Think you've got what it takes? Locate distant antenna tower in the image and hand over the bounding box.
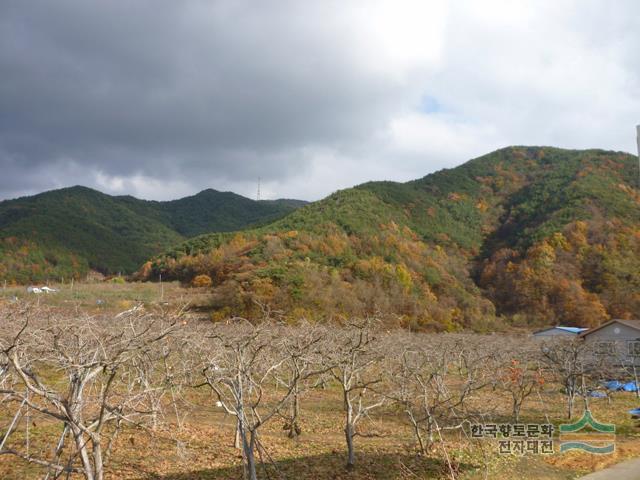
[257,177,261,201]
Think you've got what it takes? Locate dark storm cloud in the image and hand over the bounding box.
[0,0,410,199]
[0,1,638,201]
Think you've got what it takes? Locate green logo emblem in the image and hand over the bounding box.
[559,410,615,454]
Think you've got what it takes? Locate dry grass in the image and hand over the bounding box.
[2,378,639,480]
[0,281,208,314]
[1,283,640,479]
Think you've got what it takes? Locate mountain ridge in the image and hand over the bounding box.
[143,146,640,329]
[0,185,307,282]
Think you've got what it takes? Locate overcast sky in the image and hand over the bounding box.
[0,0,638,202]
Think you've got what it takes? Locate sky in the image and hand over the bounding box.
[0,0,639,202]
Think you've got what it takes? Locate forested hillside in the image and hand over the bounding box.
[0,187,305,282]
[142,147,640,329]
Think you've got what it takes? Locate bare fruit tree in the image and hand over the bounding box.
[385,333,495,455]
[196,319,304,480]
[0,304,177,480]
[540,338,600,419]
[276,321,329,439]
[322,319,385,470]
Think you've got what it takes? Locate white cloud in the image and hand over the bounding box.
[389,113,502,162]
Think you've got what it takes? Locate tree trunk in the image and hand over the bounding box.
[344,393,356,470]
[241,430,257,480]
[512,399,520,423]
[407,411,426,455]
[581,374,590,410]
[416,425,427,455]
[234,418,241,449]
[71,427,94,480]
[566,378,576,419]
[92,438,104,480]
[345,423,355,470]
[288,385,301,439]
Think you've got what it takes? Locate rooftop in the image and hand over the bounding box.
[533,326,588,335]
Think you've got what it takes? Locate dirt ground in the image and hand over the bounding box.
[2,381,639,479]
[1,283,639,479]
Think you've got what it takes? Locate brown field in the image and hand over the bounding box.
[0,281,205,314]
[3,380,639,480]
[1,282,639,480]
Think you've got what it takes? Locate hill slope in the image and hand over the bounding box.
[0,187,306,282]
[144,147,640,329]
[122,189,307,237]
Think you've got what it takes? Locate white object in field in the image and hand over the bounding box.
[215,401,223,407]
[40,286,57,293]
[26,286,42,294]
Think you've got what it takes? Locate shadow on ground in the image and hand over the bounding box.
[144,451,480,480]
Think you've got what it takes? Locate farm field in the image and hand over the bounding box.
[1,367,640,479]
[1,284,640,480]
[0,281,203,314]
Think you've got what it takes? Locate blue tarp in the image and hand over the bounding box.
[623,382,639,392]
[629,408,640,416]
[604,380,624,391]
